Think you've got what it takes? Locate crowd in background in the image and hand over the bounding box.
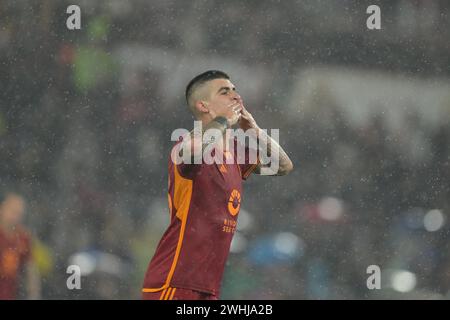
[1,0,449,299]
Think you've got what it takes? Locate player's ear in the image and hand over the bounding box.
[195,100,209,114]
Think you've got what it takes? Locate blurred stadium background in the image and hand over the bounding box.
[1,0,450,299]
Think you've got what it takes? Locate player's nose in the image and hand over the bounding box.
[232,92,242,103]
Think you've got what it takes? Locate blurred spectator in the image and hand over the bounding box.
[0,192,41,300]
[1,0,450,299]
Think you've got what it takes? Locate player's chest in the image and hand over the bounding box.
[197,162,241,191]
[195,163,243,233]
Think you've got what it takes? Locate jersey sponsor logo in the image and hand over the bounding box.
[227,189,241,216]
[223,218,237,233]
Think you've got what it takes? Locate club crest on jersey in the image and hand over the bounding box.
[227,189,241,216]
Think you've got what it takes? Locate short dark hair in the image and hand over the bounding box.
[185,70,230,105]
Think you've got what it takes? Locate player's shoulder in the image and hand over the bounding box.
[171,139,183,151]
[170,130,191,152]
[169,138,184,163]
[168,135,192,171]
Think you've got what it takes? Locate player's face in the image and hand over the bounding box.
[0,195,25,227]
[206,78,242,110]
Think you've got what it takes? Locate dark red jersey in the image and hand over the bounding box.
[142,140,258,296]
[0,226,32,300]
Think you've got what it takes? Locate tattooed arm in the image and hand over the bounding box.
[239,106,293,176]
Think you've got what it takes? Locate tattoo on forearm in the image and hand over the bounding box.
[257,129,292,175]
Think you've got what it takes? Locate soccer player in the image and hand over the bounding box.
[0,192,41,300]
[142,70,293,300]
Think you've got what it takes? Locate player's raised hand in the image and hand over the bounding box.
[227,102,243,126]
[239,105,259,131]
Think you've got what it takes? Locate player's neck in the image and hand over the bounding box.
[200,116,213,128]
